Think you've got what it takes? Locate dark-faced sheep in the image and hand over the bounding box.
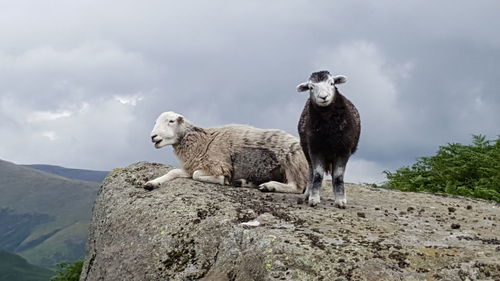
[144,111,308,193]
[296,70,361,207]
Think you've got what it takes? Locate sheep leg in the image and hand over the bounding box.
[232,179,257,188]
[144,168,190,190]
[308,159,324,207]
[303,163,314,199]
[192,170,228,185]
[258,181,301,193]
[332,157,348,209]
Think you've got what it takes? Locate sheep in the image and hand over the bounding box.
[296,70,361,207]
[144,111,308,194]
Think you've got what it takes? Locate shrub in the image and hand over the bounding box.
[384,135,500,202]
[51,260,83,281]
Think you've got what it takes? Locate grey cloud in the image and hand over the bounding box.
[0,1,499,181]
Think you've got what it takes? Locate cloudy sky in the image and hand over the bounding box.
[1,0,499,183]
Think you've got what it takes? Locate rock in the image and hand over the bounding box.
[80,162,500,281]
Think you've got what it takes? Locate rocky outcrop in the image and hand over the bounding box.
[80,162,500,281]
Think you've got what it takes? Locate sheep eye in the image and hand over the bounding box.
[168,120,175,124]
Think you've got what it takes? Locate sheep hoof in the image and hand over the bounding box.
[334,199,346,209]
[144,181,160,191]
[258,184,275,192]
[308,196,320,207]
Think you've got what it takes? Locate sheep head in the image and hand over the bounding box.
[150,111,187,148]
[296,70,347,107]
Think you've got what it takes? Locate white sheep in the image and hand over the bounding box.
[144,111,308,193]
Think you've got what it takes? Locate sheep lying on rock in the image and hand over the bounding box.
[297,70,361,207]
[144,111,308,193]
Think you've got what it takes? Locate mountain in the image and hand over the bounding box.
[0,159,100,269]
[0,250,53,281]
[23,164,109,183]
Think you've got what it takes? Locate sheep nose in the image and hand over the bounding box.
[151,135,158,142]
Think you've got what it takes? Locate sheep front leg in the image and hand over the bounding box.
[332,157,348,208]
[308,159,324,207]
[259,181,301,193]
[144,168,190,190]
[192,170,228,185]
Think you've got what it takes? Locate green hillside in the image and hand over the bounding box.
[0,250,53,281]
[0,159,100,268]
[23,164,108,183]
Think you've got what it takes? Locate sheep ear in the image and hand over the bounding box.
[296,82,311,92]
[333,75,347,84]
[176,115,184,123]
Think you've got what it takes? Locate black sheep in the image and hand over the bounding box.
[296,70,361,207]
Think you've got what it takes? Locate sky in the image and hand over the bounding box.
[0,0,499,183]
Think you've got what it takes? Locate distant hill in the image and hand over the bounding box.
[0,250,53,281]
[23,164,109,183]
[0,159,100,269]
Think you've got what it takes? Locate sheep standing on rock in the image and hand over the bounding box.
[144,111,308,193]
[296,70,361,207]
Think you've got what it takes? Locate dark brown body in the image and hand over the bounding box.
[298,92,360,174]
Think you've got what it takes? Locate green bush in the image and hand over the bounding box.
[384,135,500,202]
[51,260,83,281]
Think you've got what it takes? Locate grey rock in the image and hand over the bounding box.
[81,162,500,281]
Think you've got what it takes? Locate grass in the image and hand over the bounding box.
[0,250,53,281]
